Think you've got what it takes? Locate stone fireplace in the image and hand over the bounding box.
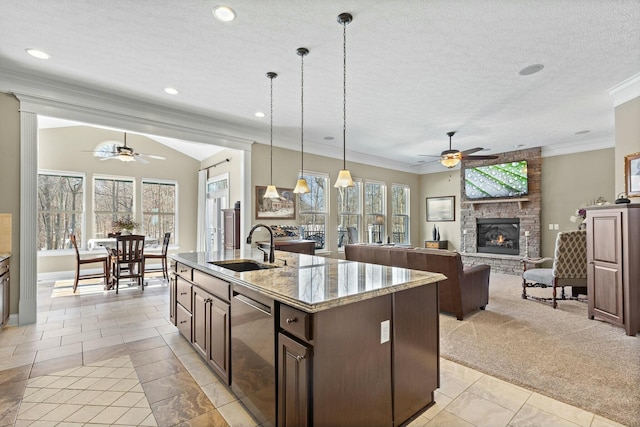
[460,147,542,274]
[476,218,520,255]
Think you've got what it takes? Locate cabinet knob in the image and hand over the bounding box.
[180,320,187,324]
[295,355,305,362]
[180,292,188,295]
[286,317,297,324]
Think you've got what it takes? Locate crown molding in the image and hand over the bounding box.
[608,72,640,107]
[541,136,614,157]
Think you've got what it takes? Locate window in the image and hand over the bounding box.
[391,184,410,244]
[298,172,329,250]
[94,177,135,238]
[142,180,177,243]
[337,180,362,248]
[37,171,84,250]
[365,181,386,243]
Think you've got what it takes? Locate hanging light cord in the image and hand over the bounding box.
[342,19,347,170]
[300,51,305,176]
[270,75,274,185]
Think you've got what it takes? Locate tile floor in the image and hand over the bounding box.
[0,276,629,427]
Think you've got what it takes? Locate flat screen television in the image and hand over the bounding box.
[464,160,528,199]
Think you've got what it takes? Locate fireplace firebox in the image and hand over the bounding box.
[476,218,520,255]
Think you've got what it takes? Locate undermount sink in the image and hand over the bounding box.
[209,259,279,272]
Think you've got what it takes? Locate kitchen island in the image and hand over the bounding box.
[170,249,445,427]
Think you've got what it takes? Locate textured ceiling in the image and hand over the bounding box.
[1,0,639,171]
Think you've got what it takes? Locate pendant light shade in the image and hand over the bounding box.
[264,71,280,199]
[334,12,355,188]
[293,47,310,194]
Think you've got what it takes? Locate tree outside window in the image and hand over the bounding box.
[337,181,361,248]
[142,180,176,243]
[365,181,386,243]
[94,177,134,237]
[391,184,410,244]
[298,173,328,250]
[37,172,84,250]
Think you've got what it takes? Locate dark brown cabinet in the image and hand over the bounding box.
[277,332,310,427]
[193,286,230,384]
[276,283,439,427]
[0,256,10,328]
[586,204,640,336]
[223,208,240,249]
[170,262,231,385]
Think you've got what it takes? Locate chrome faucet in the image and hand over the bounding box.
[246,224,275,264]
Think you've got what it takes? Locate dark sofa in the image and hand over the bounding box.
[345,244,491,320]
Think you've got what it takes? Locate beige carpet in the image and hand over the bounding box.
[439,273,640,427]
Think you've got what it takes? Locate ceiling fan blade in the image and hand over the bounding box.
[462,155,499,161]
[138,153,166,160]
[418,154,443,158]
[460,147,484,156]
[133,156,150,164]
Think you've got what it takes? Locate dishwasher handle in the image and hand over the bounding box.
[234,292,272,316]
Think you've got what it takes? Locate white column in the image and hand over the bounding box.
[19,110,38,324]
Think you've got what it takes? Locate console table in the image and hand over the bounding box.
[424,240,448,249]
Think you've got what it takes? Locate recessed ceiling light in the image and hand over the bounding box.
[254,112,265,118]
[164,87,179,95]
[575,130,591,135]
[212,5,236,22]
[518,64,544,76]
[25,48,50,59]
[324,136,335,141]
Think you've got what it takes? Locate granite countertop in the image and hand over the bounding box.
[171,250,445,312]
[0,253,10,262]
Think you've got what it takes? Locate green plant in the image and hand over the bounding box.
[112,216,139,231]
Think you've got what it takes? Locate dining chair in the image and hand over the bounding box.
[109,234,145,294]
[144,232,171,281]
[71,234,110,293]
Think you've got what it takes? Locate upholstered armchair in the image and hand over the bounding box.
[521,230,587,308]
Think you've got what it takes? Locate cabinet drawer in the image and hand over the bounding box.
[280,304,312,341]
[176,303,192,340]
[176,262,193,281]
[176,277,192,312]
[193,270,230,302]
[0,258,9,276]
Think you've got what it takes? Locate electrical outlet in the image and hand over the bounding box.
[548,224,554,230]
[554,224,559,230]
[380,320,390,344]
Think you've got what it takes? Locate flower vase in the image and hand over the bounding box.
[121,229,132,235]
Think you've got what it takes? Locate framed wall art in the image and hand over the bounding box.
[426,196,455,221]
[625,152,640,197]
[255,186,296,219]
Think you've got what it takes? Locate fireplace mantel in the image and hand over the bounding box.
[463,197,530,210]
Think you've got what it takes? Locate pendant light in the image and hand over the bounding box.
[264,72,280,199]
[334,12,355,188]
[293,47,311,194]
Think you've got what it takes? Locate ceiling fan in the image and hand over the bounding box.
[94,133,165,164]
[421,131,498,168]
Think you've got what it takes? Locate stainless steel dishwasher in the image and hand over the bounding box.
[231,286,275,427]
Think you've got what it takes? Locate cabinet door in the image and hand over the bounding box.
[192,287,210,359]
[209,296,230,384]
[0,276,5,328]
[588,212,624,325]
[278,333,310,427]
